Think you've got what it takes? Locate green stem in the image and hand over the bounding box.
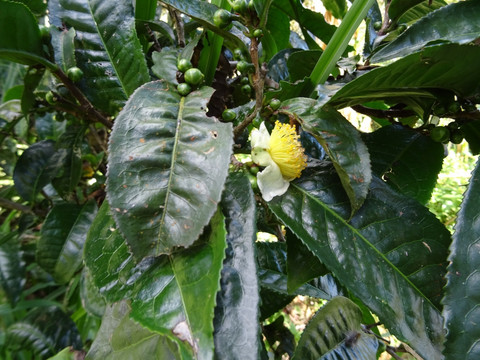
[309,0,375,89]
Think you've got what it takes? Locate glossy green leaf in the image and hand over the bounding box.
[330,44,480,109]
[0,1,54,68]
[0,233,25,306]
[37,200,97,284]
[257,241,340,300]
[13,140,62,202]
[151,49,179,85]
[86,301,191,360]
[267,49,300,83]
[51,27,76,72]
[84,201,139,301]
[48,0,149,113]
[52,126,87,197]
[130,210,227,359]
[283,98,371,214]
[80,268,106,318]
[388,0,444,22]
[462,120,480,155]
[363,124,444,204]
[266,8,290,52]
[159,0,247,51]
[286,228,328,293]
[293,296,378,360]
[321,0,347,19]
[287,50,322,82]
[374,1,480,63]
[214,172,261,359]
[47,347,82,360]
[107,81,233,258]
[268,166,448,359]
[272,0,336,46]
[398,0,447,25]
[6,306,82,358]
[443,159,480,359]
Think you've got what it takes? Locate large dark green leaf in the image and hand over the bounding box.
[159,0,247,51]
[330,44,480,109]
[84,202,140,301]
[0,1,54,68]
[268,166,448,359]
[266,8,291,52]
[213,172,261,359]
[388,0,428,21]
[462,120,480,155]
[363,124,444,204]
[48,0,149,113]
[443,159,480,359]
[283,98,371,214]
[13,140,63,203]
[36,201,97,284]
[151,49,179,85]
[398,0,447,25]
[86,203,227,358]
[0,233,25,306]
[293,296,378,360]
[6,306,82,358]
[107,81,233,258]
[130,210,227,359]
[86,301,191,360]
[374,1,480,63]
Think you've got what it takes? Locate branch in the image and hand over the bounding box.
[0,198,34,214]
[351,104,415,119]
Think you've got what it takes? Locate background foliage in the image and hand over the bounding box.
[0,0,479,359]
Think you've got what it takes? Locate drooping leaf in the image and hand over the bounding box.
[36,200,98,284]
[214,172,261,359]
[330,44,480,109]
[0,232,25,306]
[268,165,448,359]
[0,1,54,68]
[363,124,444,204]
[21,66,45,115]
[283,98,372,214]
[107,81,233,258]
[86,301,191,360]
[443,158,480,359]
[48,0,149,113]
[292,296,378,360]
[374,1,480,63]
[6,306,82,358]
[13,140,62,203]
[130,210,227,359]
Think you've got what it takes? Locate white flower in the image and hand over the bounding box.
[251,121,307,201]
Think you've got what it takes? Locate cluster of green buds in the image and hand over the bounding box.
[176,58,204,96]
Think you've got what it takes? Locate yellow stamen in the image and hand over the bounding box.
[268,121,307,180]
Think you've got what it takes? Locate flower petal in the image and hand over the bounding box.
[250,122,270,149]
[257,161,290,201]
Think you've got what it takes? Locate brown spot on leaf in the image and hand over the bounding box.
[140,138,145,143]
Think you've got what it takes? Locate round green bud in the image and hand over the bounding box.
[237,60,254,74]
[432,104,446,116]
[269,98,281,111]
[373,21,382,31]
[222,109,237,122]
[213,9,233,29]
[253,29,263,38]
[45,91,57,105]
[67,67,83,82]
[39,25,51,39]
[430,126,450,143]
[177,58,192,73]
[240,76,250,85]
[450,129,464,144]
[447,121,459,130]
[252,116,262,128]
[248,174,258,190]
[249,165,260,175]
[233,48,244,60]
[448,101,461,114]
[241,84,252,96]
[177,83,192,96]
[184,68,204,86]
[232,0,248,14]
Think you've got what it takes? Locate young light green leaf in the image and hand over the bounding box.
[292,296,378,360]
[107,81,233,258]
[443,158,480,359]
[37,201,97,284]
[374,1,480,63]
